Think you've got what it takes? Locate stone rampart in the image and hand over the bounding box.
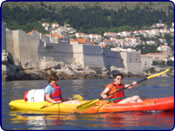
[38,43,73,64]
[2,22,6,50]
[102,48,124,69]
[120,51,142,74]
[5,29,143,75]
[6,30,40,67]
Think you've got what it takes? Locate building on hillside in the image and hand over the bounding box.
[142,52,169,62]
[146,29,160,37]
[88,34,103,43]
[70,38,91,45]
[111,47,136,52]
[146,40,156,45]
[124,37,139,47]
[27,30,41,39]
[99,39,116,48]
[104,32,117,37]
[157,45,172,55]
[75,32,88,38]
[42,22,50,31]
[110,38,124,47]
[67,27,76,34]
[28,30,50,43]
[117,31,131,37]
[51,23,59,29]
[50,33,63,44]
[151,23,166,28]
[159,29,169,34]
[159,38,167,44]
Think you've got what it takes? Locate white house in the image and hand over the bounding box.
[88,34,103,42]
[146,40,156,45]
[119,31,131,37]
[151,23,166,28]
[146,29,160,37]
[67,27,76,34]
[157,45,172,55]
[51,23,59,29]
[159,29,169,34]
[159,38,167,43]
[75,32,88,38]
[42,22,50,31]
[104,32,117,37]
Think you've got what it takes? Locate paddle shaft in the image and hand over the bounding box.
[114,78,147,92]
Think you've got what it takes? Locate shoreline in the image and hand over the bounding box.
[2,50,173,81]
[2,70,173,82]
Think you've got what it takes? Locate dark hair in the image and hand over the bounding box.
[112,73,124,79]
[48,74,59,83]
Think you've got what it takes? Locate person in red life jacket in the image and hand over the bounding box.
[45,74,72,104]
[100,73,143,104]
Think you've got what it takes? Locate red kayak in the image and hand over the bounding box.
[76,96,174,114]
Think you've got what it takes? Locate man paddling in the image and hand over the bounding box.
[100,73,143,104]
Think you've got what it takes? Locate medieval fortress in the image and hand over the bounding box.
[2,22,142,76]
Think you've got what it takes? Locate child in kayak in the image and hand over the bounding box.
[45,74,81,104]
[100,73,143,104]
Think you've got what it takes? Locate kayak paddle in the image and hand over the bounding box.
[76,69,170,111]
[40,94,83,109]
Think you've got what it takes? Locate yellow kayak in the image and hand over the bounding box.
[9,99,83,114]
[9,97,174,114]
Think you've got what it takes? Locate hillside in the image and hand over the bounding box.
[2,2,173,12]
[2,2,174,34]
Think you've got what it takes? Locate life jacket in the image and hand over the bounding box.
[49,83,62,101]
[107,82,126,103]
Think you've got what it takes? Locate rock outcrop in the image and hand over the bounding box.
[2,51,111,81]
[2,50,27,80]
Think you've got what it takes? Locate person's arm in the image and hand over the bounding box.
[100,87,110,99]
[124,81,137,89]
[45,94,62,104]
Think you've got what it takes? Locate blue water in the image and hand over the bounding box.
[1,77,174,130]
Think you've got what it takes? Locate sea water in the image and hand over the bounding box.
[2,77,174,130]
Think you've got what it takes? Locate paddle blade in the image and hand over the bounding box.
[76,99,100,111]
[147,69,169,80]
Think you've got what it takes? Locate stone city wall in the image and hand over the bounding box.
[2,22,6,50]
[6,30,40,67]
[5,29,143,75]
[38,43,73,64]
[120,51,142,75]
[102,48,124,69]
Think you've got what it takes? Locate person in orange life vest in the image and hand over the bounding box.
[100,73,143,104]
[45,74,72,104]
